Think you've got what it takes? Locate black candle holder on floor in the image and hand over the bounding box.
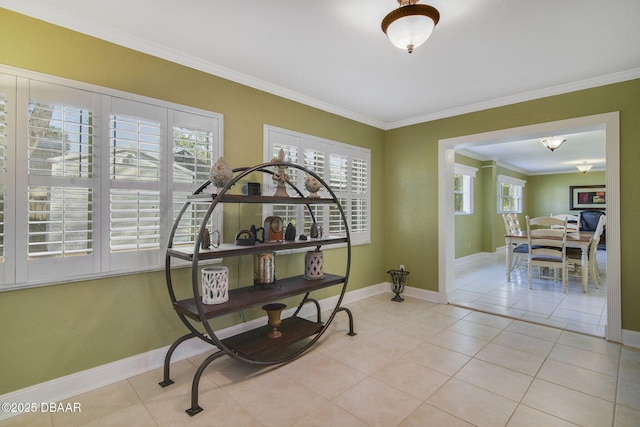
[387,269,409,302]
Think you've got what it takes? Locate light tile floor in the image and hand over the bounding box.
[452,248,607,337]
[2,293,639,426]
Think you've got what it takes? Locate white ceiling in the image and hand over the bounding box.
[457,129,606,175]
[2,0,638,173]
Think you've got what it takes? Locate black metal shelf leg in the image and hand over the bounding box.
[336,306,357,336]
[158,332,197,387]
[306,298,322,323]
[186,350,225,416]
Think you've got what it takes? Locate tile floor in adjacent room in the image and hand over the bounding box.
[452,248,608,337]
[2,292,639,427]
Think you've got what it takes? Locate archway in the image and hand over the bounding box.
[438,112,621,342]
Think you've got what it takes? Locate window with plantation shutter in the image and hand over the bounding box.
[265,132,300,227]
[0,79,7,278]
[302,147,325,232]
[106,99,163,270]
[264,125,370,245]
[350,156,368,233]
[170,110,222,251]
[0,67,223,290]
[20,80,100,283]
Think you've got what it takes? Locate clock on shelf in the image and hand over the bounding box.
[264,216,284,242]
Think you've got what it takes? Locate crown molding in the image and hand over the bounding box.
[3,2,639,131]
[384,68,640,130]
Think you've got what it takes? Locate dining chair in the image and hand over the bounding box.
[567,214,606,288]
[579,210,606,248]
[503,213,527,270]
[550,213,580,231]
[525,216,568,292]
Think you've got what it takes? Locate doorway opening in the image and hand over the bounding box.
[438,112,621,342]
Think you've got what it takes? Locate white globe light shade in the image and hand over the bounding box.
[382,3,440,53]
[386,15,435,52]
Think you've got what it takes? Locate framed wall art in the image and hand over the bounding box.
[569,185,606,210]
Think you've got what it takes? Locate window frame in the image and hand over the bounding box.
[0,66,223,290]
[454,163,477,215]
[263,125,371,246]
[497,174,526,214]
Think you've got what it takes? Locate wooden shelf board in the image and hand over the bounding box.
[188,194,335,205]
[222,317,322,358]
[167,236,348,261]
[173,273,346,321]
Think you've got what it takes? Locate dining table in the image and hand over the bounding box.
[504,230,594,292]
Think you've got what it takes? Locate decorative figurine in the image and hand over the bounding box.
[210,157,233,192]
[272,148,290,197]
[201,228,211,249]
[304,175,322,198]
[285,222,296,241]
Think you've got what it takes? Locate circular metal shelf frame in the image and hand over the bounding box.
[161,161,355,415]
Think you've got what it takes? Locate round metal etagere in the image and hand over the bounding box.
[160,161,355,416]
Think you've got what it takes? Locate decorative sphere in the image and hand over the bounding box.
[304,175,322,198]
[210,157,233,190]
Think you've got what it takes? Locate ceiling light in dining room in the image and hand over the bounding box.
[576,161,594,173]
[540,137,566,152]
[381,0,440,54]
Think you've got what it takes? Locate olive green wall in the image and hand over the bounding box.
[527,172,606,218]
[385,80,640,334]
[0,10,385,394]
[453,154,484,258]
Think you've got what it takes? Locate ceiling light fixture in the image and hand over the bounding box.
[381,0,440,54]
[540,137,566,152]
[576,161,594,174]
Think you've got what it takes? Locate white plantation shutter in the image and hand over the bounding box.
[265,129,300,226]
[105,98,164,270]
[349,154,369,234]
[18,81,100,283]
[302,146,326,231]
[1,70,224,289]
[0,96,6,264]
[0,75,10,284]
[328,152,348,235]
[264,125,370,245]
[170,110,221,250]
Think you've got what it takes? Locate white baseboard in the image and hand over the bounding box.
[392,283,440,303]
[0,282,389,421]
[455,251,497,266]
[622,328,640,349]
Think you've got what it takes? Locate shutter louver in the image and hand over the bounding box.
[28,186,93,257]
[110,189,160,252]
